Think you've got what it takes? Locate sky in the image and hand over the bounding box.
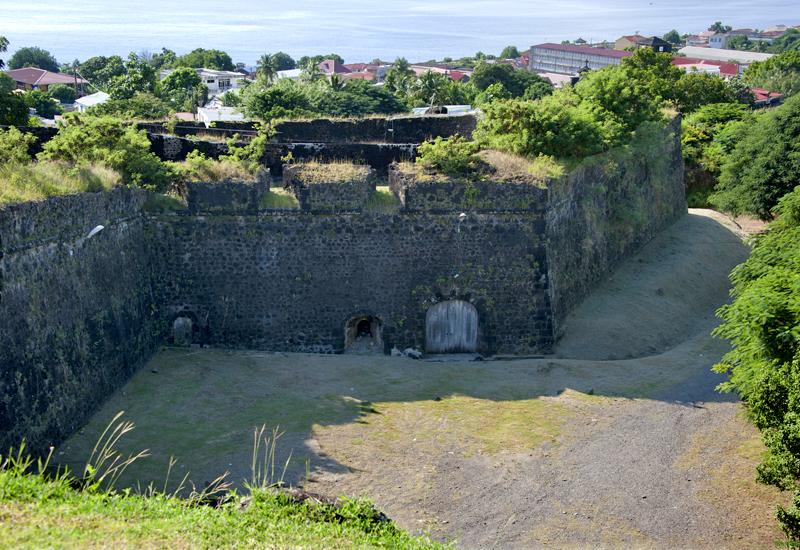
[1,0,799,65]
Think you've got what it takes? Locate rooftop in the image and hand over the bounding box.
[677,46,773,64]
[532,43,632,59]
[5,68,88,86]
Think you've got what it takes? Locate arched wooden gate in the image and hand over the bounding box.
[425,300,478,353]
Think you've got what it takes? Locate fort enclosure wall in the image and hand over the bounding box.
[0,189,166,451]
[0,116,685,452]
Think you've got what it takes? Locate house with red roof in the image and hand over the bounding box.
[529,43,631,75]
[672,57,740,77]
[5,68,88,94]
[318,59,351,76]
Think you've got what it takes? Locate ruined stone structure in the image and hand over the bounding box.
[0,116,685,453]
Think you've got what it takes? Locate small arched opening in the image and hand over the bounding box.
[345,315,383,354]
[171,311,202,347]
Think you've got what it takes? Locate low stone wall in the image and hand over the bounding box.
[389,169,549,212]
[264,143,417,176]
[545,117,687,335]
[0,189,167,453]
[186,178,269,215]
[283,165,376,212]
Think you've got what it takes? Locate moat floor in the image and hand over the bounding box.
[58,210,782,549]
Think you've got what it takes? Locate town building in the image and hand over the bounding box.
[74,91,110,112]
[614,35,672,52]
[676,46,772,68]
[5,68,88,94]
[159,68,245,96]
[529,43,631,75]
[671,57,740,77]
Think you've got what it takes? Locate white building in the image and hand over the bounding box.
[196,106,246,127]
[74,91,110,112]
[159,68,245,96]
[677,46,773,67]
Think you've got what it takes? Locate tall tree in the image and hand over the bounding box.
[663,30,682,45]
[256,54,278,83]
[708,21,732,33]
[499,45,520,59]
[0,36,8,69]
[8,46,59,72]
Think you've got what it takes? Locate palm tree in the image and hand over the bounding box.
[257,54,277,83]
[328,74,346,91]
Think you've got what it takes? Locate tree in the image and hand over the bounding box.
[106,54,157,100]
[384,57,415,97]
[79,56,126,90]
[663,30,682,45]
[708,21,732,33]
[711,93,800,219]
[90,92,172,119]
[674,72,738,112]
[0,73,29,126]
[271,52,296,71]
[500,46,520,59]
[744,51,800,96]
[475,91,610,159]
[0,36,8,69]
[0,127,35,164]
[771,29,800,53]
[150,48,178,70]
[470,62,552,97]
[256,54,278,83]
[23,90,62,119]
[297,54,344,68]
[175,48,235,71]
[158,67,207,111]
[8,46,59,72]
[47,84,77,104]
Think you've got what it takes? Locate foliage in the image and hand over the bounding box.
[663,30,682,45]
[107,54,158,100]
[0,161,120,205]
[90,92,172,119]
[708,21,732,33]
[0,35,8,69]
[674,72,740,112]
[416,135,482,176]
[47,83,77,103]
[78,55,126,90]
[298,54,344,68]
[168,150,257,183]
[499,46,521,59]
[744,51,800,97]
[8,46,59,72]
[39,115,171,190]
[175,48,235,71]
[474,82,511,105]
[159,67,207,111]
[710,94,800,219]
[475,90,611,160]
[149,48,178,70]
[713,186,800,544]
[471,62,552,98]
[270,51,296,71]
[22,90,62,119]
[0,74,29,126]
[0,127,35,165]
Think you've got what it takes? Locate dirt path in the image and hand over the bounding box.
[58,210,785,548]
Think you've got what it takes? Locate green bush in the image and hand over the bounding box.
[39,115,171,191]
[90,92,172,120]
[416,135,482,176]
[714,186,800,544]
[47,84,77,104]
[23,90,62,119]
[475,91,612,160]
[710,94,800,219]
[744,51,800,97]
[0,127,35,165]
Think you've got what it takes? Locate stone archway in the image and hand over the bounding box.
[344,315,383,354]
[425,300,478,353]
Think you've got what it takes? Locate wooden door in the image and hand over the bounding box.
[425,300,478,353]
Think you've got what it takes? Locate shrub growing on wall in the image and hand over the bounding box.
[0,127,35,165]
[39,115,171,190]
[416,135,482,176]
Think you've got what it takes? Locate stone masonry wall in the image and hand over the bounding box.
[0,189,166,453]
[151,211,552,356]
[545,117,687,336]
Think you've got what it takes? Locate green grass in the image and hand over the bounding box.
[0,161,120,206]
[260,188,300,209]
[0,448,444,549]
[365,187,400,212]
[287,161,372,184]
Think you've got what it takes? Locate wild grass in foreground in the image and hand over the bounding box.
[0,414,444,549]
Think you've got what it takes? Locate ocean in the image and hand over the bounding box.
[1,0,799,65]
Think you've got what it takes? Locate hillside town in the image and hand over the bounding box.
[2,21,798,125]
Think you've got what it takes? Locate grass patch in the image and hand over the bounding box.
[365,187,400,212]
[287,161,372,184]
[260,188,300,209]
[143,192,188,213]
[168,152,259,184]
[0,161,120,206]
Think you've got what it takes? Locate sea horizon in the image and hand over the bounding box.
[2,0,799,66]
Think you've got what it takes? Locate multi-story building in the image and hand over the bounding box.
[529,43,631,75]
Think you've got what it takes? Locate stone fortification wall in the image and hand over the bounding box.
[0,189,166,452]
[545,117,687,335]
[151,210,552,356]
